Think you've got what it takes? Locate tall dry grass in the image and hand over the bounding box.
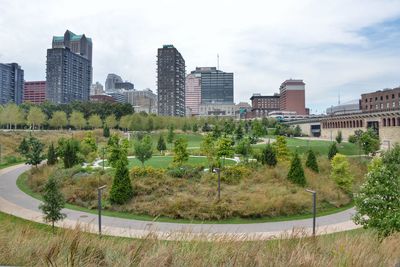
[0,212,399,266]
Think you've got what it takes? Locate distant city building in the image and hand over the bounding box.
[115,82,134,90]
[326,100,361,115]
[24,81,46,104]
[279,79,306,115]
[90,94,117,103]
[124,88,157,114]
[46,30,92,104]
[105,73,123,91]
[236,102,252,119]
[250,93,280,117]
[0,63,24,105]
[107,92,127,103]
[199,103,238,117]
[361,87,400,112]
[157,45,185,116]
[90,82,104,95]
[185,73,201,115]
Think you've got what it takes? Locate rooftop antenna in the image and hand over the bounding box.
[338,90,341,105]
[217,54,220,70]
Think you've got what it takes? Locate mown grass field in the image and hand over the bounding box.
[0,211,399,266]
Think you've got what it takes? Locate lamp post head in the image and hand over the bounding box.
[98,185,107,191]
[213,168,220,174]
[305,189,316,194]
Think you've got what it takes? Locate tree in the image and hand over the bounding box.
[216,137,235,166]
[182,122,189,132]
[146,117,154,132]
[212,124,222,139]
[252,120,265,138]
[328,142,338,160]
[260,143,277,167]
[173,137,189,166]
[69,111,86,130]
[134,135,153,167]
[18,136,46,168]
[192,123,198,133]
[47,143,57,165]
[109,160,133,205]
[293,125,302,137]
[354,147,400,236]
[305,149,319,173]
[27,106,46,130]
[235,138,252,162]
[200,134,217,169]
[360,129,380,155]
[235,124,244,141]
[107,134,128,168]
[49,111,67,129]
[272,136,290,161]
[88,114,102,129]
[202,122,211,132]
[103,125,110,137]
[39,177,66,232]
[119,115,130,131]
[18,138,29,155]
[287,152,306,186]
[167,125,175,143]
[336,131,343,144]
[157,134,167,154]
[330,154,353,192]
[59,138,80,168]
[223,120,235,135]
[105,114,118,129]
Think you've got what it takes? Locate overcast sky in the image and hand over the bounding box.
[1,0,400,113]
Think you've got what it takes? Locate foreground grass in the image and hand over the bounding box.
[0,211,399,266]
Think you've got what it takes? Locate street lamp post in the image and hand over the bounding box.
[213,168,221,201]
[101,147,106,171]
[97,185,107,237]
[306,189,316,237]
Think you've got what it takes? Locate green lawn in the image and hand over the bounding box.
[149,132,203,149]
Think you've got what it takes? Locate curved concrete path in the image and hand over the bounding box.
[0,164,361,240]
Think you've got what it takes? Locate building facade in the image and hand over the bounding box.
[198,103,238,117]
[361,87,400,112]
[105,73,123,91]
[115,82,134,90]
[250,93,280,117]
[196,67,233,104]
[90,82,104,95]
[157,45,185,116]
[326,99,361,115]
[52,30,93,62]
[0,63,24,105]
[279,79,306,115]
[90,94,116,103]
[124,88,157,113]
[24,81,46,104]
[46,47,92,104]
[185,73,201,115]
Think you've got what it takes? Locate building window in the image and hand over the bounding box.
[380,103,383,109]
[393,102,396,108]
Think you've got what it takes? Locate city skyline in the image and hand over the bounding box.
[1,0,400,112]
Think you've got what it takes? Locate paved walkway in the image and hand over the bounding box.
[0,164,361,240]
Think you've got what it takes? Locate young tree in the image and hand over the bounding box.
[305,149,319,173]
[134,135,153,167]
[27,106,46,130]
[49,111,68,130]
[182,122,189,132]
[59,138,80,168]
[235,124,244,141]
[328,142,338,160]
[109,160,133,205]
[293,125,302,137]
[216,137,235,166]
[336,131,343,144]
[39,177,66,232]
[330,154,353,192]
[18,136,46,168]
[167,125,175,143]
[119,115,131,131]
[18,138,30,155]
[146,117,154,132]
[260,143,277,167]
[287,152,306,186]
[235,137,252,162]
[212,124,222,139]
[192,123,198,133]
[103,125,110,137]
[88,114,102,129]
[202,122,211,132]
[251,120,265,138]
[47,143,57,165]
[157,134,167,154]
[107,134,129,168]
[272,136,290,161]
[173,137,189,166]
[200,134,217,169]
[360,129,380,155]
[105,114,118,129]
[69,111,86,130]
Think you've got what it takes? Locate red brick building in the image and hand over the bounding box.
[90,94,117,103]
[279,79,306,115]
[23,81,46,104]
[250,93,280,117]
[361,87,400,112]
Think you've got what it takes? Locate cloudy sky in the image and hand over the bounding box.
[1,0,400,113]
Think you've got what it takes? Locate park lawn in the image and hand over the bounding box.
[149,132,203,149]
[126,156,235,169]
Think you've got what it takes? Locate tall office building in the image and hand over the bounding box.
[0,63,24,105]
[46,30,92,104]
[90,82,104,95]
[105,73,123,91]
[197,67,234,104]
[185,73,201,115]
[24,81,46,104]
[279,79,306,115]
[157,45,185,116]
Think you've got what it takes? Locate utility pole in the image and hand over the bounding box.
[213,168,221,201]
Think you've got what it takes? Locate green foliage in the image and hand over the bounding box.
[354,146,400,236]
[80,132,98,163]
[293,125,302,137]
[192,123,198,133]
[221,165,251,185]
[330,154,353,192]
[348,129,363,144]
[105,114,118,129]
[235,138,252,162]
[166,165,203,179]
[88,114,102,129]
[216,137,235,166]
[69,111,86,129]
[130,166,165,179]
[49,111,68,129]
[251,120,265,137]
[134,135,153,166]
[336,131,343,144]
[182,122,189,132]
[18,136,46,167]
[260,143,277,167]
[173,138,189,166]
[287,152,306,186]
[305,149,319,173]
[157,135,167,154]
[167,125,175,143]
[223,119,235,135]
[60,138,80,169]
[103,125,110,138]
[212,124,222,139]
[328,142,338,160]
[107,134,128,168]
[235,123,244,141]
[360,129,380,155]
[200,134,217,169]
[38,177,66,231]
[109,160,133,204]
[18,138,29,155]
[47,143,57,165]
[272,136,290,161]
[26,106,46,129]
[202,122,211,132]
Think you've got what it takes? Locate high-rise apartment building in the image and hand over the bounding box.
[185,73,201,115]
[157,45,185,116]
[105,73,123,91]
[46,30,92,104]
[279,79,306,115]
[90,82,104,95]
[24,81,46,104]
[0,63,24,105]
